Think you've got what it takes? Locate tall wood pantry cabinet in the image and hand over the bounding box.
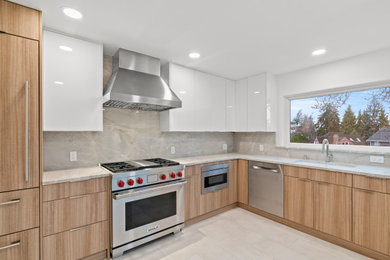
[0,1,42,259]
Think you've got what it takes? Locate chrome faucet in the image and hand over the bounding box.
[322,139,333,162]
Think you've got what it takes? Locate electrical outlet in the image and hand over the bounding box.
[370,155,384,164]
[259,144,264,152]
[70,151,77,162]
[170,146,176,154]
[222,143,228,151]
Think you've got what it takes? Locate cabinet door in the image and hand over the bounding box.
[184,172,201,221]
[314,182,352,241]
[225,80,236,131]
[43,31,103,131]
[0,33,39,192]
[353,189,390,255]
[161,64,197,131]
[0,0,40,40]
[234,79,248,131]
[237,160,249,204]
[194,70,226,131]
[247,74,267,131]
[284,176,314,227]
[0,228,39,260]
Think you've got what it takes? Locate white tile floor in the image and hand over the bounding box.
[116,208,371,260]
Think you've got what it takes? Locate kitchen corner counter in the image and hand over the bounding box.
[43,166,111,185]
[175,153,390,179]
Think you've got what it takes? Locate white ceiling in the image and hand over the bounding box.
[13,0,390,80]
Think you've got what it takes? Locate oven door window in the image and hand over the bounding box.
[204,174,227,188]
[125,192,176,231]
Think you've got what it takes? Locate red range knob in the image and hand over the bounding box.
[177,172,183,177]
[128,179,134,186]
[170,173,176,178]
[137,178,143,184]
[161,174,167,180]
[118,180,125,187]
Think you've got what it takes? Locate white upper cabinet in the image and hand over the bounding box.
[43,31,103,131]
[234,79,248,132]
[160,63,229,132]
[160,64,277,132]
[235,73,277,132]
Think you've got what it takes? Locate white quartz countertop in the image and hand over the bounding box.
[43,166,111,185]
[175,153,390,179]
[43,153,390,185]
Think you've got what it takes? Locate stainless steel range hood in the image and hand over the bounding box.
[103,49,181,111]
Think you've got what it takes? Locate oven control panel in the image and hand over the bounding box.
[111,165,185,192]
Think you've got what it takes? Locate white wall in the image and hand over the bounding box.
[275,47,390,147]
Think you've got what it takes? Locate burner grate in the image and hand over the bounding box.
[145,158,180,167]
[101,162,138,173]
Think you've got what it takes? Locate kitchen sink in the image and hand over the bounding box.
[295,160,357,168]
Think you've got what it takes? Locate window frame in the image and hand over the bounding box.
[284,81,390,155]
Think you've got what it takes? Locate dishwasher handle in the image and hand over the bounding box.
[250,162,283,174]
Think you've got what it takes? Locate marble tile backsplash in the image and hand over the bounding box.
[43,108,233,171]
[233,132,390,167]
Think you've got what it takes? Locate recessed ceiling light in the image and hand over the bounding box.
[54,81,64,85]
[179,90,187,94]
[189,52,200,59]
[62,7,83,19]
[312,49,327,56]
[59,45,72,52]
[253,91,261,94]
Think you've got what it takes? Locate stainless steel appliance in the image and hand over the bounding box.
[201,163,229,194]
[248,161,284,217]
[103,49,182,111]
[101,158,186,258]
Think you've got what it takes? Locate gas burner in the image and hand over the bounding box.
[144,158,180,167]
[100,162,138,173]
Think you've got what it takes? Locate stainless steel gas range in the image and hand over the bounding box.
[100,158,186,258]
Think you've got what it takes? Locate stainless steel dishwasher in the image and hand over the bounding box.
[248,161,284,217]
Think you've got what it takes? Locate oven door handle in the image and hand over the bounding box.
[112,180,187,200]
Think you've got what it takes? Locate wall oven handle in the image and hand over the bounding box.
[113,180,187,200]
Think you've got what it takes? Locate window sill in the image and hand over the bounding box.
[284,143,390,155]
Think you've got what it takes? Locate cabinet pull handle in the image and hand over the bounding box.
[317,181,329,185]
[70,225,89,232]
[0,241,20,251]
[69,195,88,200]
[0,199,21,206]
[25,81,29,182]
[298,178,311,182]
[358,189,374,194]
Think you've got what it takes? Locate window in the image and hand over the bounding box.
[290,87,390,147]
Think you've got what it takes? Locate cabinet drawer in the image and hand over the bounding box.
[43,191,108,236]
[353,175,390,193]
[43,221,108,260]
[0,188,39,236]
[0,228,39,260]
[71,221,108,260]
[0,0,41,40]
[284,166,312,179]
[43,177,109,201]
[312,169,352,187]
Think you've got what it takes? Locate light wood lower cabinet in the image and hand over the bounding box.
[0,188,39,236]
[353,188,390,255]
[237,159,248,204]
[0,228,39,260]
[43,191,108,236]
[314,182,351,241]
[184,167,201,221]
[199,160,237,215]
[43,221,108,260]
[284,176,314,228]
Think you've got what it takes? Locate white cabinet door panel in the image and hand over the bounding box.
[248,74,267,131]
[225,80,235,131]
[235,79,248,132]
[43,31,103,131]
